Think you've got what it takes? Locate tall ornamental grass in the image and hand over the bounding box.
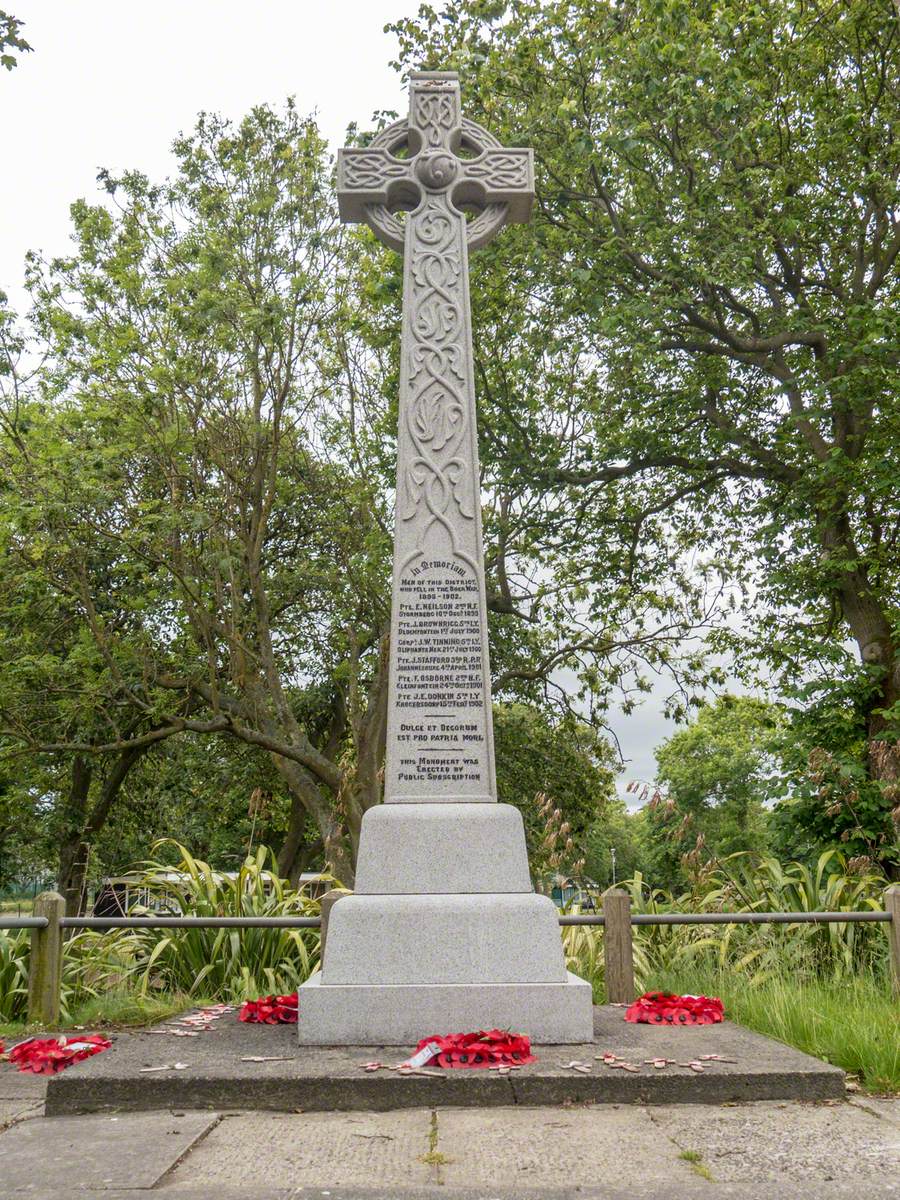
[563,851,890,994]
[130,842,323,1001]
[0,843,325,1022]
[0,925,137,1024]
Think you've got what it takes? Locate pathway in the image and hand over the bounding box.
[1,1074,897,1199]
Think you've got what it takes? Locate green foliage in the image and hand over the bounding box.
[647,968,899,1094]
[582,799,648,888]
[0,927,27,1021]
[389,0,900,805]
[773,683,900,870]
[562,850,889,1009]
[493,703,616,868]
[0,843,324,1022]
[128,843,322,1001]
[0,9,30,71]
[646,696,780,886]
[0,924,138,1024]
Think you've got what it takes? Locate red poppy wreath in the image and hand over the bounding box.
[238,992,298,1024]
[624,991,724,1026]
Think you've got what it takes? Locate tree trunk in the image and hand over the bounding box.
[270,753,356,888]
[282,837,325,888]
[826,526,900,870]
[57,756,92,915]
[57,745,152,915]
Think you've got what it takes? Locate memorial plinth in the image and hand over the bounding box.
[297,71,592,1045]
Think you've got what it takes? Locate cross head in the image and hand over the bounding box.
[337,71,533,251]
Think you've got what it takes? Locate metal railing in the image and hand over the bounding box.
[4,884,898,1023]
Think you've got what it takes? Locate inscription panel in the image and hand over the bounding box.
[387,558,491,799]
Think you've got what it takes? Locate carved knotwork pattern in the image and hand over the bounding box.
[414,91,457,147]
[402,199,474,561]
[341,151,409,190]
[465,150,530,189]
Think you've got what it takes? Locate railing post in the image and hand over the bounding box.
[28,891,65,1026]
[886,885,900,998]
[318,889,344,966]
[602,886,634,1004]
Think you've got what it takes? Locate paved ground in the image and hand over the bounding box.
[0,1090,897,1198]
[46,1006,843,1114]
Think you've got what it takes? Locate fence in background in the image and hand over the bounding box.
[4,885,898,1025]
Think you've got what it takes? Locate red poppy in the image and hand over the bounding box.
[624,991,724,1026]
[238,992,298,1024]
[413,1029,536,1069]
[7,1034,111,1075]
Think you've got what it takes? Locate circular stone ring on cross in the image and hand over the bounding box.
[415,151,459,191]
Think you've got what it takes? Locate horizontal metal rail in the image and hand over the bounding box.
[0,910,891,930]
[60,916,322,929]
[560,910,891,926]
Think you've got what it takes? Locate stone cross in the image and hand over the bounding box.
[299,73,591,1046]
[337,71,534,804]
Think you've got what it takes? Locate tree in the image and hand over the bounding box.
[583,799,648,888]
[0,9,30,71]
[772,678,899,871]
[1,104,392,886]
[0,430,179,910]
[3,89,733,886]
[492,702,617,871]
[390,0,900,839]
[651,695,780,884]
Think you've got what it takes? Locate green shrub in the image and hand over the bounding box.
[562,850,890,996]
[0,928,28,1022]
[129,842,323,1001]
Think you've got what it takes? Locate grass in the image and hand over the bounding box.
[646,966,899,1095]
[0,988,202,1041]
[678,1149,714,1182]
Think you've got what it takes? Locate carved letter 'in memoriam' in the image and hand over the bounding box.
[337,73,534,803]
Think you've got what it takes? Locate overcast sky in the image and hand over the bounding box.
[2,2,686,799]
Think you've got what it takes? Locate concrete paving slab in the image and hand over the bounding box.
[0,1097,42,1130]
[37,1180,900,1199]
[648,1099,900,1183]
[435,1105,693,1189]
[45,1005,844,1114]
[160,1109,435,1190]
[0,1065,48,1101]
[852,1096,900,1129]
[0,1109,219,1192]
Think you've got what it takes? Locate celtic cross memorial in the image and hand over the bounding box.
[298,72,592,1045]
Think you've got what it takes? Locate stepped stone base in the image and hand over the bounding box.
[355,804,531,894]
[296,972,594,1045]
[299,801,594,1045]
[321,893,567,985]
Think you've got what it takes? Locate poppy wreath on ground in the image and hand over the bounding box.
[238,992,298,1024]
[414,1030,536,1068]
[624,991,724,1026]
[7,1034,112,1075]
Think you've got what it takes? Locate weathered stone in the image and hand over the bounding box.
[353,804,532,894]
[45,1008,844,1116]
[298,70,591,1045]
[337,71,534,807]
[0,1109,218,1191]
[320,893,566,986]
[296,972,594,1044]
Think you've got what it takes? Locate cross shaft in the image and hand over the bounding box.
[337,73,534,804]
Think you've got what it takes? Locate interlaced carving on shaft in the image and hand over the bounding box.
[402,199,475,575]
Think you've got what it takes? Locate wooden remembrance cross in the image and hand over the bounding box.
[297,73,592,1046]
